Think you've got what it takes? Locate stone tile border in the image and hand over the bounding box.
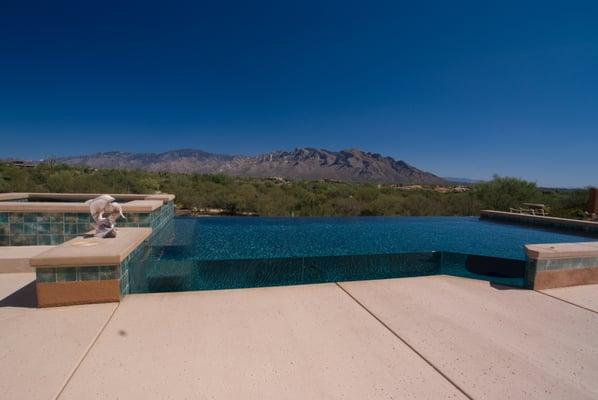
[36,266,120,283]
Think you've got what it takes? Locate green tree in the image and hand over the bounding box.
[474,175,539,211]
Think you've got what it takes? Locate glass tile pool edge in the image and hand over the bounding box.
[124,216,596,294]
[128,250,526,293]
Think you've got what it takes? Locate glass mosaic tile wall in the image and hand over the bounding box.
[148,201,175,233]
[0,201,174,246]
[119,240,148,296]
[128,250,527,293]
[36,265,120,283]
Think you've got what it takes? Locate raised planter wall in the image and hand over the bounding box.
[524,242,598,290]
[31,228,151,307]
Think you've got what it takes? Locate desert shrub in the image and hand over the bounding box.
[0,164,588,218]
[473,175,539,211]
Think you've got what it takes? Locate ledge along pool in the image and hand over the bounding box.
[128,216,598,293]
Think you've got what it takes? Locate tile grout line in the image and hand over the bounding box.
[53,302,121,400]
[533,290,598,315]
[334,282,475,400]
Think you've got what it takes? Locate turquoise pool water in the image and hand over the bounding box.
[129,216,596,293]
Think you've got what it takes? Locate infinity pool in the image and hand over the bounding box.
[128,216,596,293]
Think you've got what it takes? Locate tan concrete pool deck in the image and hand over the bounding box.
[0,246,54,273]
[1,275,597,400]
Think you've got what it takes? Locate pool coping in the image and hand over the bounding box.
[0,199,164,213]
[480,210,598,233]
[0,192,175,202]
[525,242,598,260]
[30,227,152,267]
[0,192,175,213]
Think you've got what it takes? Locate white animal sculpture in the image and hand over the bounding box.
[85,195,126,238]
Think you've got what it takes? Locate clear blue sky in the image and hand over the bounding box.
[0,1,596,187]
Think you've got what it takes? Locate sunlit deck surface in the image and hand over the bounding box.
[1,275,597,400]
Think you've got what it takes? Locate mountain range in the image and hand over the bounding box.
[56,148,445,184]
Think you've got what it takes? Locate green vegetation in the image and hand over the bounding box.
[0,163,590,218]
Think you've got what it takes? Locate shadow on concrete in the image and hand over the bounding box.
[465,255,525,279]
[0,281,37,308]
[489,282,525,291]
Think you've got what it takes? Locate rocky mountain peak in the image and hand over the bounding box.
[57,148,444,184]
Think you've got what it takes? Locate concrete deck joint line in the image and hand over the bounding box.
[335,282,475,400]
[534,290,598,315]
[54,302,121,400]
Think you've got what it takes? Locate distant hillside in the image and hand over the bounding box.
[57,148,445,184]
[443,177,484,184]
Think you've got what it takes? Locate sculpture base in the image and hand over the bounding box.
[97,229,117,238]
[95,219,117,238]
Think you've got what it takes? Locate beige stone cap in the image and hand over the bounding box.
[23,193,175,202]
[0,199,163,213]
[525,242,598,260]
[145,194,175,201]
[121,200,164,212]
[0,192,175,203]
[31,227,152,268]
[481,210,598,228]
[0,192,29,201]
